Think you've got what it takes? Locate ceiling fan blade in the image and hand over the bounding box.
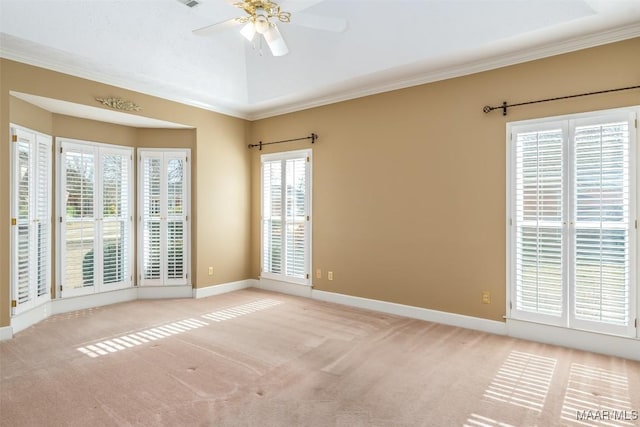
[291,12,347,32]
[264,24,289,56]
[192,18,239,36]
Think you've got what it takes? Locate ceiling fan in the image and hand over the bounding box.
[193,0,347,57]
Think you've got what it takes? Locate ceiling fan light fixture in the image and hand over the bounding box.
[263,24,288,56]
[240,22,256,41]
[254,14,270,34]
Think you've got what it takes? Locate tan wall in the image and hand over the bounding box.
[250,37,640,322]
[1,59,251,327]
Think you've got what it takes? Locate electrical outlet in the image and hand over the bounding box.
[208,266,214,276]
[482,291,491,304]
[316,269,322,279]
[328,271,333,281]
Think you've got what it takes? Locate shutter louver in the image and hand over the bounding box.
[64,148,96,289]
[285,157,307,279]
[139,150,189,286]
[167,158,186,281]
[143,156,162,281]
[515,128,564,317]
[11,126,52,314]
[59,140,133,297]
[574,120,630,326]
[261,150,311,285]
[263,160,282,274]
[16,138,32,306]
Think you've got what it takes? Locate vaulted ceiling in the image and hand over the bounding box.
[1,0,639,120]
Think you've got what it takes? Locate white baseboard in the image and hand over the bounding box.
[0,326,13,340]
[258,278,313,298]
[193,279,256,299]
[311,289,507,336]
[137,285,193,299]
[51,288,138,315]
[10,303,52,335]
[507,318,640,361]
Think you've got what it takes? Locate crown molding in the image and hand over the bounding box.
[3,23,639,122]
[247,23,640,120]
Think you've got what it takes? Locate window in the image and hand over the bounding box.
[261,149,311,285]
[138,149,190,286]
[10,125,52,314]
[57,138,133,297]
[508,108,637,337]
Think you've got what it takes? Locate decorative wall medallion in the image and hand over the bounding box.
[95,96,141,112]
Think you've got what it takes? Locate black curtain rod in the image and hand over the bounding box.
[248,133,318,150]
[483,84,640,116]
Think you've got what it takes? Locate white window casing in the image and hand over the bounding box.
[507,107,638,338]
[57,138,134,297]
[261,149,312,286]
[138,149,190,286]
[10,125,52,314]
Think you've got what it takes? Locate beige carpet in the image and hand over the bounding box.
[1,289,639,426]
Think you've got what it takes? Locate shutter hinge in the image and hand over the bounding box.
[11,218,16,226]
[635,318,638,328]
[510,218,512,226]
[60,216,63,223]
[11,300,16,308]
[186,273,189,279]
[306,156,309,162]
[635,118,638,129]
[635,219,638,229]
[509,301,513,310]
[306,215,310,221]
[306,273,309,279]
[59,285,63,292]
[11,134,17,142]
[60,147,63,154]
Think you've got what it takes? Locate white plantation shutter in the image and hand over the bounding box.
[572,117,632,334]
[509,110,636,337]
[513,123,566,324]
[10,126,52,314]
[139,150,190,286]
[101,149,131,288]
[58,139,133,297]
[261,150,311,285]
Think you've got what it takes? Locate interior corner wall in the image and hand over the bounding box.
[249,37,640,323]
[0,59,252,328]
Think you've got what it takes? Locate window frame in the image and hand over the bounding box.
[56,137,134,297]
[10,124,52,314]
[137,148,191,287]
[506,106,638,338]
[260,149,312,286]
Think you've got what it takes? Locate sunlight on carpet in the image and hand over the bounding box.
[76,298,282,358]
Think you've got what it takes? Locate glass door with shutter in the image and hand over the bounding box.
[10,125,52,314]
[261,149,311,285]
[509,110,637,337]
[58,139,133,297]
[139,149,190,286]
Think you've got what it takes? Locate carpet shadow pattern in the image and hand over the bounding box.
[1,289,639,426]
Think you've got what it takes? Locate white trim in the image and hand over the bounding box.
[507,318,640,361]
[3,23,637,121]
[193,279,256,299]
[137,285,192,299]
[10,303,51,335]
[311,290,507,336]
[0,327,13,341]
[258,278,313,298]
[51,287,137,315]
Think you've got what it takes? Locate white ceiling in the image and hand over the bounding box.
[1,0,640,121]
